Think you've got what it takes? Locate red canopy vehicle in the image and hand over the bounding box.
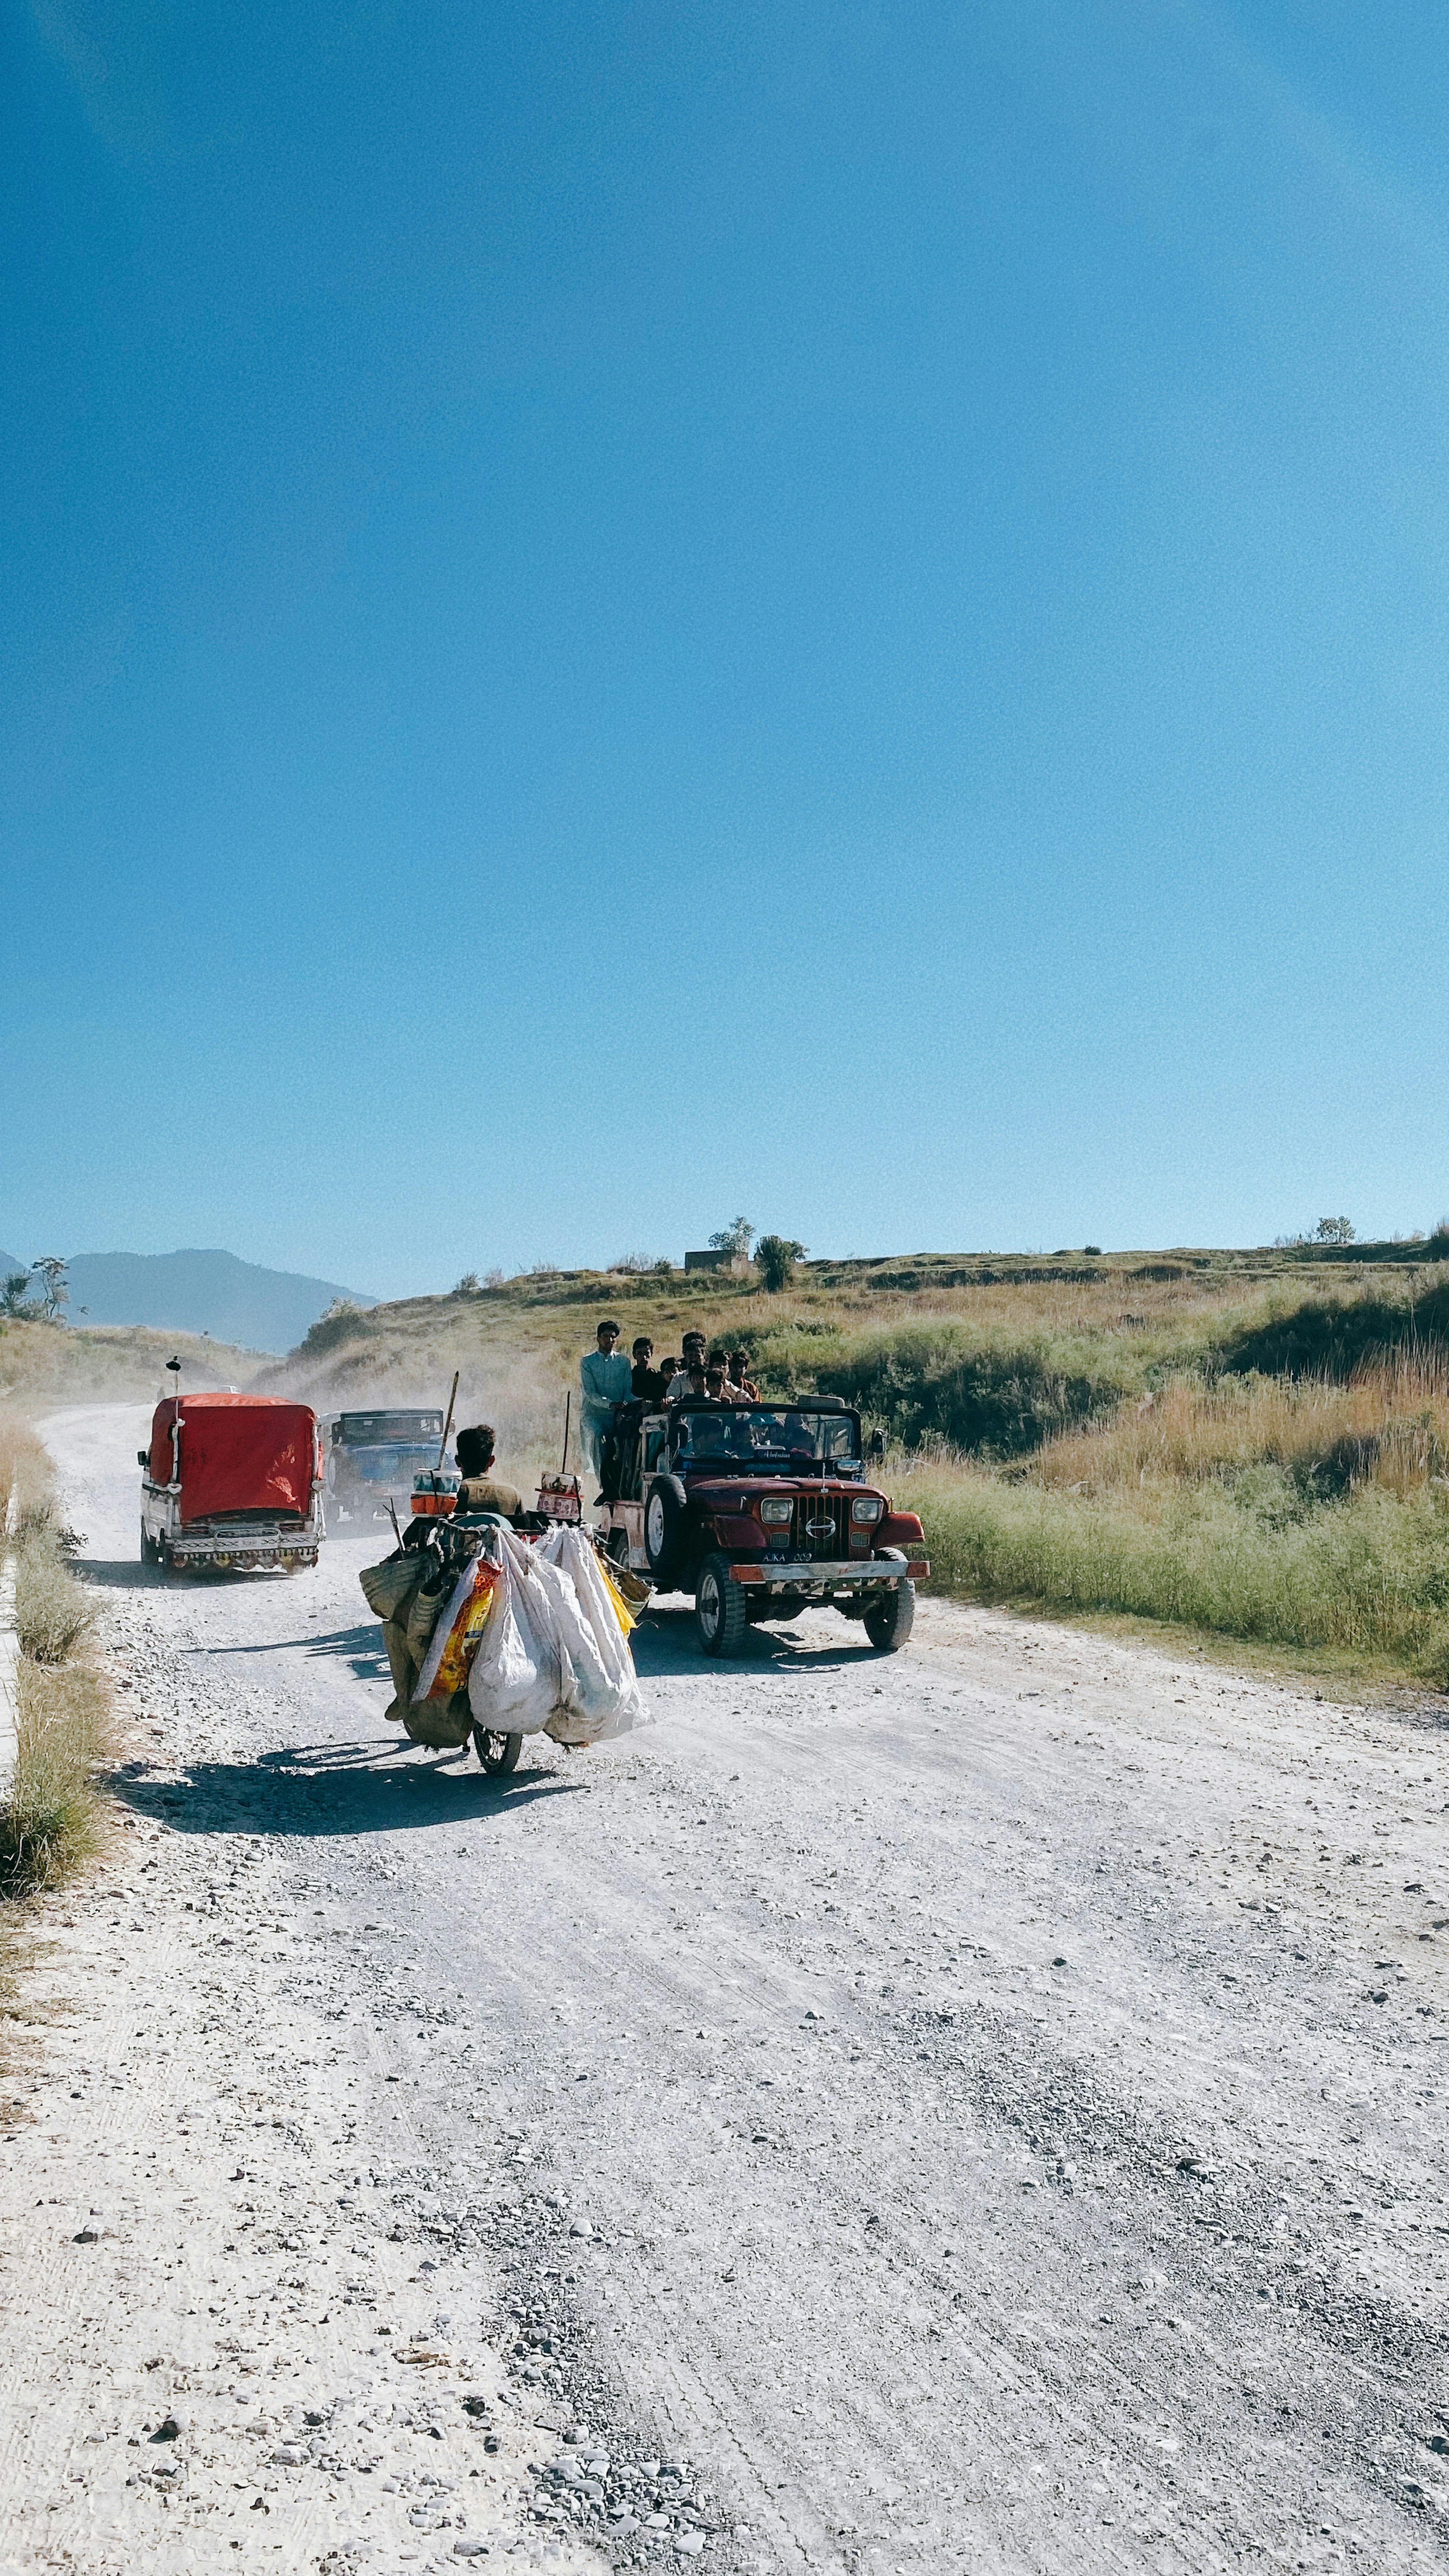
[140,1393,324,1573]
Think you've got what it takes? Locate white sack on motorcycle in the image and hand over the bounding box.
[466,1526,645,1743]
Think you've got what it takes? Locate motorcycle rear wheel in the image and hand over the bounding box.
[472,1724,523,1777]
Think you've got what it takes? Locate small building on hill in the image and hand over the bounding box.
[683,1250,754,1276]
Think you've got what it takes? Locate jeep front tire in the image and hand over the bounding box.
[695,1553,748,1658]
[863,1572,915,1652]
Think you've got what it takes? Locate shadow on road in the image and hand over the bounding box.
[192,1624,389,1682]
[110,1740,590,1837]
[78,1558,318,1594]
[78,1558,168,1591]
[633,1604,886,1677]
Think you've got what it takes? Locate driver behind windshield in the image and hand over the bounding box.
[691,1409,734,1454]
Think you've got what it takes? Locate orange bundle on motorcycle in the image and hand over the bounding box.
[414,1555,503,1703]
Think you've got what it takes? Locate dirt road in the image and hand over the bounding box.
[3,1404,1448,2576]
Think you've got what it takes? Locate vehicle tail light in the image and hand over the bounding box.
[851,1496,884,1524]
[758,1497,793,1526]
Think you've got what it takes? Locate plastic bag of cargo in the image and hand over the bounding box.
[534,1524,644,1745]
[466,1534,561,1736]
[412,1554,502,1705]
[466,1530,645,1742]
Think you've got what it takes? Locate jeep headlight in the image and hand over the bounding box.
[851,1496,884,1524]
[758,1498,793,1526]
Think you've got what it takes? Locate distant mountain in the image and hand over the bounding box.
[4,1248,377,1353]
[0,1251,24,1280]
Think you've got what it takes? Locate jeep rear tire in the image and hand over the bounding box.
[695,1553,748,1658]
[645,1476,687,1586]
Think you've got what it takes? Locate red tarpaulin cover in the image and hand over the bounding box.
[148,1394,318,1524]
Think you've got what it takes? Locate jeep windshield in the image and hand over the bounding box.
[348,1443,439,1482]
[671,1406,860,1469]
[335,1411,443,1446]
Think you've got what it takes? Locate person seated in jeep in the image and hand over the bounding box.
[689,1409,735,1457]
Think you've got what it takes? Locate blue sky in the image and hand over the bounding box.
[3,0,1444,1298]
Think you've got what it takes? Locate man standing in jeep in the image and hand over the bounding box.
[580,1319,633,1481]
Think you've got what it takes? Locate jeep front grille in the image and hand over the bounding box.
[795,1492,849,1560]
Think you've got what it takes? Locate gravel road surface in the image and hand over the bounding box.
[3,1403,1447,2576]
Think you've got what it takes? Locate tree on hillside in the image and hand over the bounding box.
[708,1216,755,1256]
[1314,1217,1356,1245]
[1,1272,35,1318]
[756,1234,806,1292]
[31,1256,69,1318]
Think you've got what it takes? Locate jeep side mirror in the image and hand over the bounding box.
[137,1450,149,1467]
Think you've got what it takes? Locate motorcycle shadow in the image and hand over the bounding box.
[109,1740,586,1838]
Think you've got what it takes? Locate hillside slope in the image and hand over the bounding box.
[258,1241,1449,1477]
[0,1320,263,1412]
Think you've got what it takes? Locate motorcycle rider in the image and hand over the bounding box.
[381,1425,521,1719]
[452,1423,522,1518]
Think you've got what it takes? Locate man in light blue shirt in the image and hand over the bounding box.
[579,1318,633,1483]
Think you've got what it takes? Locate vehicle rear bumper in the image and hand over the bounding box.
[728,1557,928,1590]
[164,1523,319,1565]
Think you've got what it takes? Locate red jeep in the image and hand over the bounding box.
[597,1397,928,1656]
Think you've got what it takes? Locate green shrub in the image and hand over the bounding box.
[756,1236,807,1292]
[294,1299,377,1360]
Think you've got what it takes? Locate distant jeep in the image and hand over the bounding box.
[326,1408,446,1522]
[597,1397,928,1657]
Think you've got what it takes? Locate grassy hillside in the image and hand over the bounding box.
[0,1320,265,1413]
[263,1245,1449,1450]
[259,1244,1449,1681]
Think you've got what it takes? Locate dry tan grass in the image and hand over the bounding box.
[2,1405,113,1900]
[14,1536,94,1663]
[0,1318,260,1413]
[0,1651,111,1895]
[265,1270,1269,1483]
[0,1416,52,1525]
[1034,1356,1449,1504]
